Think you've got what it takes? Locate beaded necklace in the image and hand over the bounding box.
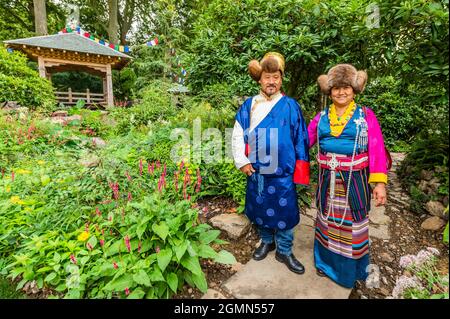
[328,100,356,137]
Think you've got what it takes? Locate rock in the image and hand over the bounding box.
[381,277,388,285]
[380,252,394,263]
[80,155,100,168]
[369,204,390,225]
[52,110,68,117]
[418,180,429,193]
[420,170,434,181]
[385,266,394,274]
[425,201,446,218]
[66,115,82,122]
[201,289,227,299]
[427,178,441,194]
[390,206,400,213]
[210,213,251,239]
[188,288,193,294]
[92,137,107,148]
[231,262,243,272]
[50,117,67,125]
[361,295,368,299]
[421,216,446,231]
[379,288,390,296]
[443,196,449,207]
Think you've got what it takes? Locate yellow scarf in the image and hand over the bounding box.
[328,100,356,137]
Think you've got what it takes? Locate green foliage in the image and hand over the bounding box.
[0,47,56,111]
[358,76,448,147]
[398,118,449,214]
[110,80,175,134]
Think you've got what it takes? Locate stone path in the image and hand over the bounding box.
[202,152,416,299]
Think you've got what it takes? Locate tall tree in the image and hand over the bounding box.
[33,0,47,35]
[107,0,119,43]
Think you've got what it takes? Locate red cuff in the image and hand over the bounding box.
[245,143,250,157]
[293,160,310,185]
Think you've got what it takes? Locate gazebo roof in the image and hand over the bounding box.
[3,33,131,70]
[4,33,131,58]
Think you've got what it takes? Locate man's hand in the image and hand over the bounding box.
[240,163,255,176]
[373,183,387,206]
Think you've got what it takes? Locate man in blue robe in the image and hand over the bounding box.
[231,52,310,274]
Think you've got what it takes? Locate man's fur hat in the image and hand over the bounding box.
[248,52,285,81]
[317,64,368,95]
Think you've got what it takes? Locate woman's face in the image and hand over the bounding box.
[330,86,355,107]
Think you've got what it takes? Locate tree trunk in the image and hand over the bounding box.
[108,0,119,44]
[33,0,47,35]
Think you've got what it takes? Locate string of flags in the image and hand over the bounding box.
[57,25,159,53]
[57,24,187,85]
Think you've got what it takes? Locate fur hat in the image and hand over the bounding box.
[317,64,368,95]
[248,52,285,81]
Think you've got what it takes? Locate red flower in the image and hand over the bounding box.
[125,287,130,296]
[96,207,101,217]
[86,242,93,251]
[138,241,142,253]
[155,246,160,253]
[113,261,118,269]
[196,168,202,193]
[127,192,132,201]
[99,239,105,247]
[70,254,77,264]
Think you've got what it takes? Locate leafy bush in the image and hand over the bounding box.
[0,46,55,112]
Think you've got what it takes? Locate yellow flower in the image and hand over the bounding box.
[6,186,11,193]
[77,231,90,242]
[37,160,45,166]
[10,196,25,205]
[15,169,32,175]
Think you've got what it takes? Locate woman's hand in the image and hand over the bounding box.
[373,183,387,206]
[240,163,255,176]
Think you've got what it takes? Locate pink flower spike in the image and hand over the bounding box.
[113,261,118,269]
[125,171,132,182]
[86,242,93,251]
[155,246,160,254]
[124,235,131,253]
[85,223,90,232]
[70,254,77,264]
[99,239,105,247]
[180,161,184,170]
[139,159,143,176]
[125,287,130,296]
[96,207,101,217]
[127,192,132,201]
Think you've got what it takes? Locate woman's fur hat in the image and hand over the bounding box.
[248,52,285,81]
[317,64,368,95]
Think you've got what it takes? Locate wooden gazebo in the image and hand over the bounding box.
[4,33,132,107]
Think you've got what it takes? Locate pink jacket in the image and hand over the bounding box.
[307,107,388,184]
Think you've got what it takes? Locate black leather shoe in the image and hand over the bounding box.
[316,269,327,277]
[275,252,305,274]
[252,242,276,261]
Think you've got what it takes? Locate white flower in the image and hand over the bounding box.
[399,254,416,268]
[392,275,424,299]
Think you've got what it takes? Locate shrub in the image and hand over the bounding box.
[0,47,55,112]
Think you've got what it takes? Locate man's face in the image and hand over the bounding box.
[259,71,282,96]
[330,86,355,107]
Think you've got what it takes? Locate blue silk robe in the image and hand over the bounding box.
[235,95,310,231]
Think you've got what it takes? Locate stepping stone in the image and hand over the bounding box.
[370,224,390,240]
[210,214,251,239]
[221,224,351,299]
[369,202,391,225]
[201,289,227,299]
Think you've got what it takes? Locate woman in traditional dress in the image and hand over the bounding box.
[307,64,388,288]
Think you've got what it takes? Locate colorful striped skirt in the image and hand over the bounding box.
[314,169,370,288]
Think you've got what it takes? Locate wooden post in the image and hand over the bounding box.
[103,77,107,104]
[105,64,114,107]
[37,56,46,78]
[68,87,73,104]
[86,88,90,104]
